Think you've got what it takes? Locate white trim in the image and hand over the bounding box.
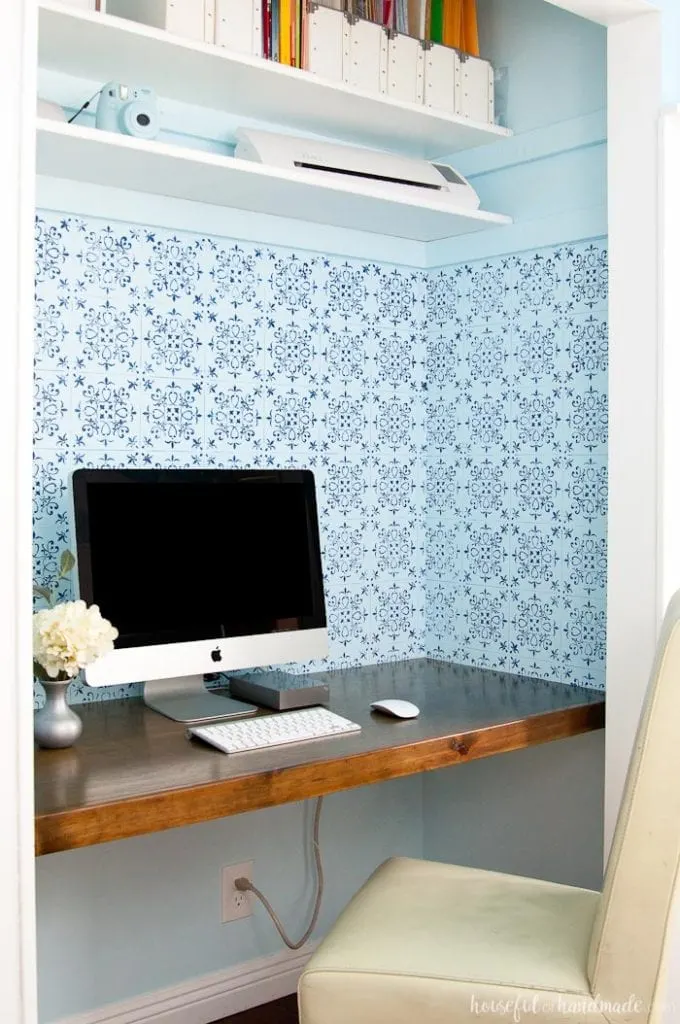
[604,11,663,852]
[544,0,656,24]
[0,0,38,1023]
[659,108,680,611]
[53,945,316,1024]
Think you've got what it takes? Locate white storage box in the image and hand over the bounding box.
[343,15,387,96]
[61,0,99,8]
[307,3,344,83]
[205,0,215,43]
[423,42,494,124]
[106,0,205,42]
[459,53,495,124]
[386,31,424,106]
[423,41,457,115]
[214,0,262,56]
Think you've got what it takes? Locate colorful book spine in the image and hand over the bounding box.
[442,0,458,48]
[263,0,272,57]
[300,0,307,68]
[267,0,479,68]
[272,0,280,62]
[280,0,291,64]
[463,0,479,55]
[407,0,419,36]
[430,0,443,42]
[295,0,302,67]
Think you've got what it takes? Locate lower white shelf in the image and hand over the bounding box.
[35,120,511,244]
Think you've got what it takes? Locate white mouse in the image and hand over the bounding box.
[370,699,420,719]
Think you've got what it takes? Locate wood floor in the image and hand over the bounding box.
[215,995,299,1024]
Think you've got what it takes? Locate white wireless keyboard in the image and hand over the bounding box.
[187,706,361,754]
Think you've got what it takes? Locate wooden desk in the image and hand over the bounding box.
[34,659,604,856]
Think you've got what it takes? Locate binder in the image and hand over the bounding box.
[430,0,443,43]
[344,15,387,96]
[280,0,292,64]
[295,0,303,67]
[462,0,479,56]
[442,0,461,48]
[215,0,263,55]
[387,31,424,105]
[307,4,344,82]
[272,0,280,60]
[262,0,271,57]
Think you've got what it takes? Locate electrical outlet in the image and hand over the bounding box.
[221,861,253,922]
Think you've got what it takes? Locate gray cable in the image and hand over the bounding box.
[234,796,324,950]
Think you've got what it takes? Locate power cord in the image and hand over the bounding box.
[234,796,324,950]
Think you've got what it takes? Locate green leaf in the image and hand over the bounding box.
[59,550,76,576]
[33,585,53,604]
[33,660,49,682]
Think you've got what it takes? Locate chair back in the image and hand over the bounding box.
[588,591,680,1020]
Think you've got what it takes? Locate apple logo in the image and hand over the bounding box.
[210,648,222,663]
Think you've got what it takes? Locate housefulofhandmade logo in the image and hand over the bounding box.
[470,992,645,1021]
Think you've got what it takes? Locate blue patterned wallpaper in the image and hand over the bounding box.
[425,242,608,688]
[33,211,607,703]
[33,212,428,703]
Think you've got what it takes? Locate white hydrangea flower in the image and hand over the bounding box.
[33,600,118,680]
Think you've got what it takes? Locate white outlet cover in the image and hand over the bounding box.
[221,861,254,923]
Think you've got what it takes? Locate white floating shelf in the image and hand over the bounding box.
[36,121,511,243]
[38,0,511,160]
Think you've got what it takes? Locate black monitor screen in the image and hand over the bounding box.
[73,469,326,649]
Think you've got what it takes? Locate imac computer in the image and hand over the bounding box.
[72,468,328,723]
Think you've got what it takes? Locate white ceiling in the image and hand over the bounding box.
[544,0,657,25]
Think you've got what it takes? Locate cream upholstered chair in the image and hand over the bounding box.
[299,593,680,1024]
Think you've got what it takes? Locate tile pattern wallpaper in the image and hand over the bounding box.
[425,244,608,688]
[33,210,607,704]
[33,212,428,704]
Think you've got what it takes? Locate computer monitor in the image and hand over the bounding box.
[72,468,328,723]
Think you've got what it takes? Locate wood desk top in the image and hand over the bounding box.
[34,659,605,856]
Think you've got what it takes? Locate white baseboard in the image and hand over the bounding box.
[55,944,318,1024]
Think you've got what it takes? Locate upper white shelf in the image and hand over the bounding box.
[36,120,512,243]
[38,1,511,160]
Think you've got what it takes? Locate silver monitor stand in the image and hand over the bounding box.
[143,675,258,723]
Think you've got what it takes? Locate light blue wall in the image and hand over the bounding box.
[423,731,605,890]
[36,778,423,1020]
[478,0,607,134]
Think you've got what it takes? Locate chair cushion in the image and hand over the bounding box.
[299,857,602,1024]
